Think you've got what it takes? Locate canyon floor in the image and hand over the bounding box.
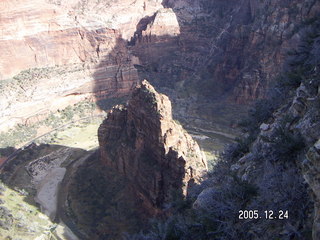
[0,98,240,239]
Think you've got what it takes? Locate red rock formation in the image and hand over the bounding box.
[98,80,207,213]
[0,0,162,79]
[0,0,163,131]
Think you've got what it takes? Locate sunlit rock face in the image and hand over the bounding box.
[98,80,207,214]
[0,0,163,79]
[133,8,180,44]
[0,0,164,131]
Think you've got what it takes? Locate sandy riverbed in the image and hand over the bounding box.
[25,147,79,240]
[35,167,66,219]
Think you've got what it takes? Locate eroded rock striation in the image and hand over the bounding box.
[98,80,207,212]
[0,0,163,80]
[0,0,163,131]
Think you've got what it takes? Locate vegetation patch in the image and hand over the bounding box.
[0,181,55,240]
[0,99,102,148]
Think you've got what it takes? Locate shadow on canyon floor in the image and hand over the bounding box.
[0,143,165,239]
[0,144,84,210]
[0,144,88,239]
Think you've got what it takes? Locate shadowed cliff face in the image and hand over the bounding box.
[90,0,320,133]
[98,80,207,213]
[91,37,140,110]
[130,0,320,104]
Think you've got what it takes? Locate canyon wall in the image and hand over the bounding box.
[1,0,320,133]
[191,17,320,238]
[98,80,207,213]
[0,0,164,131]
[132,0,320,104]
[0,0,163,79]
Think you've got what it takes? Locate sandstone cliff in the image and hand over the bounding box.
[98,80,207,212]
[0,0,163,80]
[0,0,164,132]
[132,0,320,105]
[3,0,320,134]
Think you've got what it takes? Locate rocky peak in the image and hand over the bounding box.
[98,80,207,212]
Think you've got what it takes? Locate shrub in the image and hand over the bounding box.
[247,164,312,239]
[226,137,251,160]
[238,99,275,136]
[60,106,74,120]
[270,126,305,161]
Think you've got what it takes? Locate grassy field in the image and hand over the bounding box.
[49,122,101,150]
